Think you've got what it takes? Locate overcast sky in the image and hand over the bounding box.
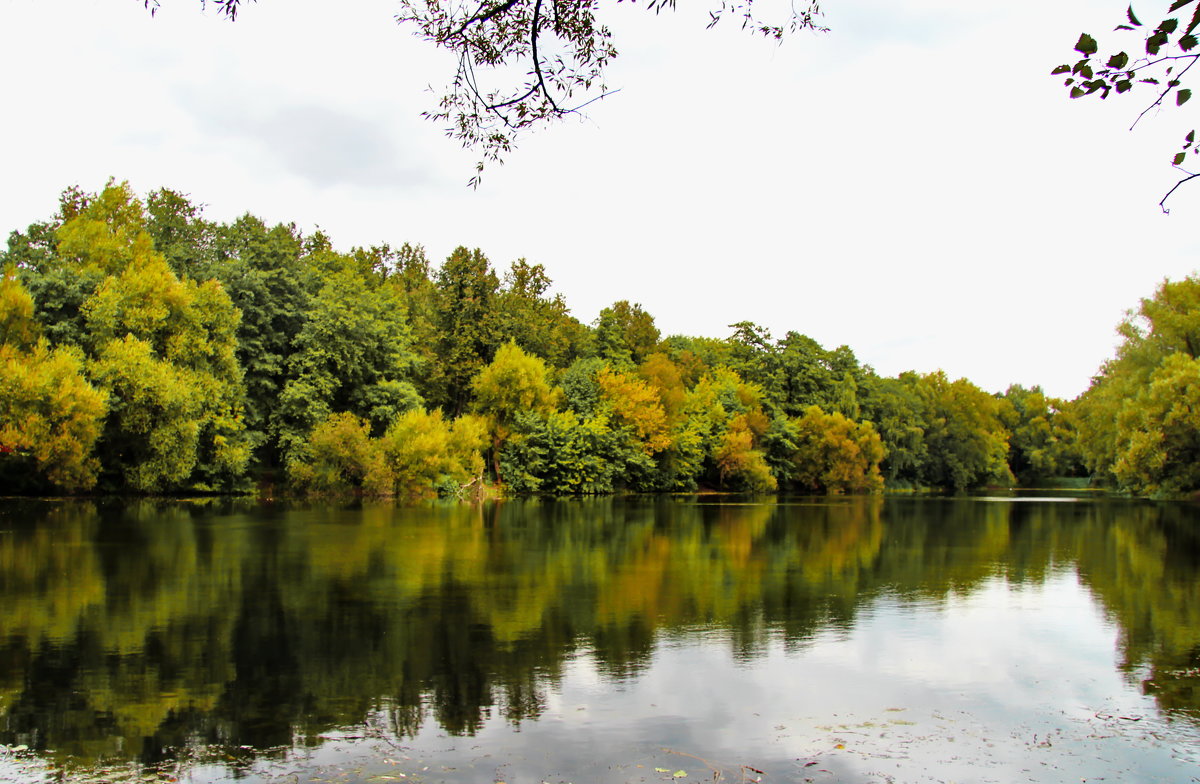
[2,0,1198,399]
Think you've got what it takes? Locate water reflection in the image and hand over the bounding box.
[0,496,1197,780]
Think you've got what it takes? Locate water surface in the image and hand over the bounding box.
[0,495,1198,782]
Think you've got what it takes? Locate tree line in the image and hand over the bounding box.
[2,181,1197,497]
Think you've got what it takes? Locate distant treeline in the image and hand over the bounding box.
[1,182,1196,497]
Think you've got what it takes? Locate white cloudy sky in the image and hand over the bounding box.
[2,0,1198,399]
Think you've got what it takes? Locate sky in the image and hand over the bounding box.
[2,0,1199,400]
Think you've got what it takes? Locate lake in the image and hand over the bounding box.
[1,495,1198,783]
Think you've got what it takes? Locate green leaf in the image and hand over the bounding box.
[1107,51,1130,69]
[673,772,687,778]
[1178,88,1192,105]
[1188,4,1200,34]
[1173,151,1187,165]
[1117,79,1133,93]
[1181,33,1198,50]
[1187,130,1195,142]
[1160,18,1180,34]
[1128,4,1142,25]
[1075,32,1099,55]
[655,769,671,773]
[1051,64,1071,75]
[1169,0,1191,12]
[1070,86,1086,98]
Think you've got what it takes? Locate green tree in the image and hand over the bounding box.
[5,184,138,349]
[860,375,928,486]
[903,371,1013,491]
[595,300,660,367]
[500,409,634,494]
[207,214,312,469]
[87,335,211,491]
[387,243,446,407]
[495,258,590,367]
[1076,274,1200,493]
[1000,384,1084,485]
[277,265,421,459]
[1111,352,1200,493]
[435,247,501,414]
[777,332,870,419]
[145,187,221,280]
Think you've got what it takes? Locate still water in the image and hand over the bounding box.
[0,496,1198,783]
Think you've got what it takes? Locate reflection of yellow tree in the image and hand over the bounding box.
[0,500,248,761]
[0,502,105,647]
[6,496,1200,769]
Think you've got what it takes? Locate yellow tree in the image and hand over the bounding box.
[787,406,885,494]
[471,342,558,482]
[379,409,488,499]
[0,269,107,490]
[68,182,250,491]
[596,366,671,455]
[286,411,392,496]
[678,368,775,492]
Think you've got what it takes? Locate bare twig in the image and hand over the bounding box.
[1160,171,1200,213]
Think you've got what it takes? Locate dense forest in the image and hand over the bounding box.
[1,182,1197,498]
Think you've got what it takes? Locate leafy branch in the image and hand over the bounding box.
[142,0,253,20]
[1053,2,1200,212]
[396,0,825,186]
[143,0,824,187]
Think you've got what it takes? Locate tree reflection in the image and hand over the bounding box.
[0,495,1197,772]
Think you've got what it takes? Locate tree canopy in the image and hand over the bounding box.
[25,180,1200,498]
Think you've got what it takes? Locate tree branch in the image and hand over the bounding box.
[446,0,523,42]
[529,0,558,113]
[1131,53,1200,130]
[1160,171,1200,213]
